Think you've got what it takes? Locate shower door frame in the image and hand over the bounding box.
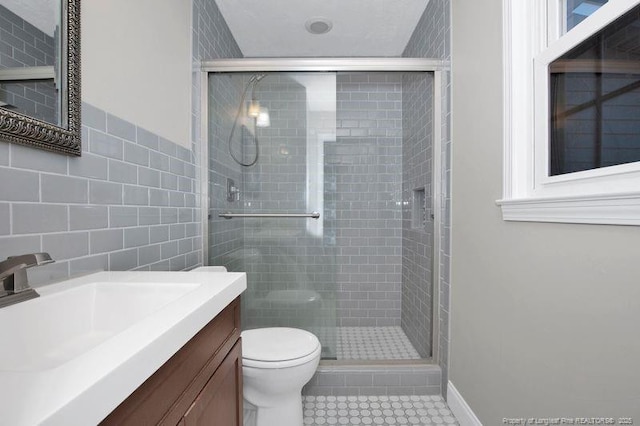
[200,58,446,364]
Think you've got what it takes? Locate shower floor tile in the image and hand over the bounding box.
[302,395,459,425]
[336,326,421,360]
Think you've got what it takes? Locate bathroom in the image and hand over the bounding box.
[1,0,640,424]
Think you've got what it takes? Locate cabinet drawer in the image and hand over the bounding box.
[182,339,243,426]
[101,297,241,425]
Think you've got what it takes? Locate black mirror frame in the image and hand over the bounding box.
[0,0,81,156]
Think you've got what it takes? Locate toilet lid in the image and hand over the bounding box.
[242,327,320,362]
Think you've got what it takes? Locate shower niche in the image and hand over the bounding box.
[207,70,436,363]
[412,188,427,231]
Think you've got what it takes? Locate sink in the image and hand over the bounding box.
[0,281,200,371]
[0,270,246,426]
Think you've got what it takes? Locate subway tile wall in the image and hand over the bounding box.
[304,364,442,396]
[403,0,452,394]
[401,72,434,358]
[0,0,243,285]
[0,5,57,124]
[0,102,200,285]
[227,75,338,357]
[331,73,404,327]
[207,73,246,273]
[192,0,244,277]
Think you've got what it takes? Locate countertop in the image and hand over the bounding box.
[0,270,246,426]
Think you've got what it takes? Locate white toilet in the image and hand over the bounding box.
[241,327,321,426]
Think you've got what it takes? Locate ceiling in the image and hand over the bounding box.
[214,0,430,57]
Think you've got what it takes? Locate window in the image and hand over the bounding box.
[499,0,640,225]
[550,4,640,176]
[565,0,609,31]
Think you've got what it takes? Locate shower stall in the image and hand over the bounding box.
[203,59,443,365]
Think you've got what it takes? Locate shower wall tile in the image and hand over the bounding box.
[238,76,337,339]
[0,203,8,235]
[111,206,139,227]
[11,143,68,174]
[42,232,89,261]
[69,153,108,180]
[192,0,244,277]
[0,0,242,282]
[303,364,442,396]
[401,73,434,358]
[0,102,201,284]
[69,205,109,230]
[107,114,137,141]
[0,143,8,166]
[81,102,107,132]
[332,73,404,327]
[0,168,39,201]
[403,0,452,395]
[12,203,67,234]
[0,5,57,125]
[89,130,124,160]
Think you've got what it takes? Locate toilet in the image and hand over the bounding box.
[241,327,321,426]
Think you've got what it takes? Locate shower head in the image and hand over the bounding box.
[250,73,266,86]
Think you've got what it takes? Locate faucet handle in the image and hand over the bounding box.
[0,253,53,308]
[0,262,28,284]
[0,253,54,294]
[7,252,53,264]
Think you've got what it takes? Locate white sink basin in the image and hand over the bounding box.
[0,281,199,371]
[0,270,246,426]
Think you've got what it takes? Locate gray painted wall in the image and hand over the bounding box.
[451,0,640,420]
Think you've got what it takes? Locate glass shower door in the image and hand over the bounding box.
[208,72,338,359]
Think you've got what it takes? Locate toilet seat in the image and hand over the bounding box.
[242,327,321,369]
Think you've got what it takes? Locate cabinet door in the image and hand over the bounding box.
[182,340,243,426]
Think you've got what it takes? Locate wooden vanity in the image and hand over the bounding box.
[101,297,242,425]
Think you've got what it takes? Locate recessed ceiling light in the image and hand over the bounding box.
[305,18,333,35]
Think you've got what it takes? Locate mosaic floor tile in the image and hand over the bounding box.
[336,327,421,360]
[302,395,458,425]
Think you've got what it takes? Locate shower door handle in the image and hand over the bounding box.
[218,212,320,219]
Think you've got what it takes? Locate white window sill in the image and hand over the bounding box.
[496,192,640,226]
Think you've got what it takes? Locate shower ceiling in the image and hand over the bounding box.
[214,0,430,57]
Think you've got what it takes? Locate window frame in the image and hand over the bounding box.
[498,0,640,225]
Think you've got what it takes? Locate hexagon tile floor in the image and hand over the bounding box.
[302,395,459,425]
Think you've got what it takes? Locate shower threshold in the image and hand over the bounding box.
[304,360,442,396]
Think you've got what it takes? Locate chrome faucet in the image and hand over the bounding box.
[0,253,54,308]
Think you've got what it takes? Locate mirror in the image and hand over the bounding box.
[0,0,80,155]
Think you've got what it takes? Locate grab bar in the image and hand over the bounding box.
[219,211,320,219]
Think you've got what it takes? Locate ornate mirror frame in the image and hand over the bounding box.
[0,0,81,156]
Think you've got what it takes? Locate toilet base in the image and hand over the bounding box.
[243,395,302,426]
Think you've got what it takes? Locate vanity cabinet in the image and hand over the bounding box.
[101,297,242,426]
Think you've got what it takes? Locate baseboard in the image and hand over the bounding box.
[447,381,482,426]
